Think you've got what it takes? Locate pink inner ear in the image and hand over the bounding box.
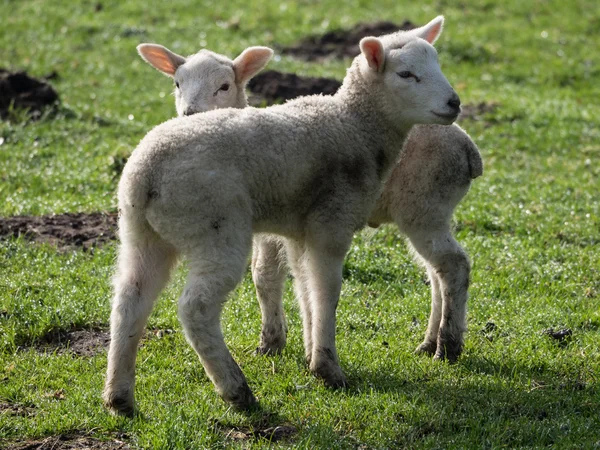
[142,48,177,75]
[424,22,442,43]
[234,48,272,83]
[362,39,384,71]
[236,61,254,82]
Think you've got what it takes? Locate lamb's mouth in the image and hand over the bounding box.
[431,110,460,121]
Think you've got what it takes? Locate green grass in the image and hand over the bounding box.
[1,0,599,448]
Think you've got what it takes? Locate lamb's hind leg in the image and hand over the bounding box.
[252,235,288,355]
[409,230,470,362]
[179,239,256,409]
[103,235,177,416]
[414,266,443,356]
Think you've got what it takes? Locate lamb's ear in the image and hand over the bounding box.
[233,46,274,84]
[137,43,186,77]
[359,37,385,72]
[412,16,444,44]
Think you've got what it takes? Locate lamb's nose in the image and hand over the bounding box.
[448,94,461,111]
[183,107,195,116]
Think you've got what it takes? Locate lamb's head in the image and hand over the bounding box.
[354,16,460,128]
[137,44,273,117]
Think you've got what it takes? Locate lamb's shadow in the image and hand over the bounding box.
[337,353,597,446]
[341,352,597,412]
[251,350,598,448]
[344,352,596,395]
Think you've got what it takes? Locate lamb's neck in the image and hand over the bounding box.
[337,88,409,177]
[342,70,418,175]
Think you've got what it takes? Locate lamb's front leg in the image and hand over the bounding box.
[252,235,288,355]
[303,243,348,388]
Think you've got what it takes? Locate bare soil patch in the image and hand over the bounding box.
[4,433,130,450]
[543,328,573,344]
[26,327,176,357]
[0,402,37,418]
[0,69,59,120]
[281,21,416,61]
[0,212,117,251]
[247,70,341,106]
[31,328,111,357]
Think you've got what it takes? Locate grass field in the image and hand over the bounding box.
[1,0,599,448]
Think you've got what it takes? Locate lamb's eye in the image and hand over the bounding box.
[175,81,180,89]
[214,83,230,96]
[397,71,421,82]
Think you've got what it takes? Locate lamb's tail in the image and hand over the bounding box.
[112,159,176,310]
[465,139,483,179]
[116,160,159,248]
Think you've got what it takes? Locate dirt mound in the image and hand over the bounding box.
[281,20,416,61]
[33,328,111,357]
[247,70,341,106]
[0,69,59,120]
[4,434,129,450]
[0,212,117,251]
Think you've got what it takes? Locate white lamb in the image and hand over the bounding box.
[136,43,274,115]
[104,16,461,414]
[141,41,482,365]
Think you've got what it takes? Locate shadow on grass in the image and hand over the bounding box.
[340,354,599,447]
[345,352,597,394]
